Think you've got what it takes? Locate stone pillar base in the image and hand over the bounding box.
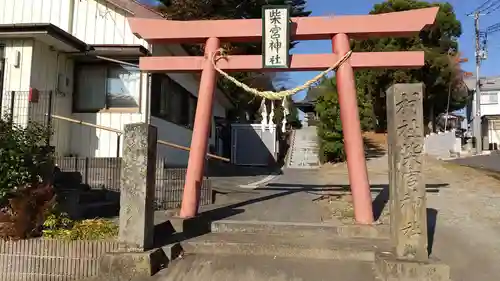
[375,252,450,281]
[167,214,212,236]
[99,248,169,280]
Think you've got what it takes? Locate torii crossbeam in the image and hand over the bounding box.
[128,7,438,224]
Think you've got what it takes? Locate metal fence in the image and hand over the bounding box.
[1,90,212,210]
[55,156,212,210]
[0,90,53,130]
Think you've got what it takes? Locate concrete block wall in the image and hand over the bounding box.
[424,130,461,158]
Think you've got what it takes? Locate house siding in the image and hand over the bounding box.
[1,0,230,164]
[0,0,71,29]
[151,45,228,165]
[72,0,148,47]
[30,40,74,156]
[478,91,500,147]
[0,39,33,126]
[70,0,149,157]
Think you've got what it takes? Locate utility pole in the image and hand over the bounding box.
[473,11,483,154]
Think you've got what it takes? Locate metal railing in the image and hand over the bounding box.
[1,90,215,210]
[50,114,215,210]
[51,114,230,162]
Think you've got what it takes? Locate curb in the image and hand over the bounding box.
[238,173,279,189]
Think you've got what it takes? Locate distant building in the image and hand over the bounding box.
[294,86,323,126]
[463,76,500,150]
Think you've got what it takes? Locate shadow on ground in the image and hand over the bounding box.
[207,160,283,178]
[153,182,447,254]
[363,136,387,160]
[370,184,444,257]
[371,184,448,220]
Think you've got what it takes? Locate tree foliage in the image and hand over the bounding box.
[154,0,311,120]
[0,119,52,202]
[270,96,302,129]
[352,0,466,132]
[0,119,55,240]
[314,77,374,163]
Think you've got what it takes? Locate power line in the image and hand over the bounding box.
[474,0,494,13]
[478,0,500,14]
[486,22,500,33]
[468,0,493,15]
[485,2,500,14]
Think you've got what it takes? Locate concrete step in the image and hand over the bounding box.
[79,201,119,219]
[211,220,389,239]
[181,232,390,261]
[78,190,111,203]
[159,253,377,281]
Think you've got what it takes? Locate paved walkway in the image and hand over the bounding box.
[151,166,381,281]
[212,168,332,223]
[148,150,500,280]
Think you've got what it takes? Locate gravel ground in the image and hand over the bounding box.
[423,158,500,281]
[318,152,500,281]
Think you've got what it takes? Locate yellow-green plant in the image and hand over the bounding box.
[42,211,118,240]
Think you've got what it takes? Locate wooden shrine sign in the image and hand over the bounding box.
[262,5,291,68]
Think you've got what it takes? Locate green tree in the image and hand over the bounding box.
[352,0,466,132]
[154,0,311,120]
[313,77,374,163]
[271,96,302,129]
[0,118,55,239]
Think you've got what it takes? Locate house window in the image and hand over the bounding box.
[74,63,141,112]
[480,91,499,105]
[151,74,197,129]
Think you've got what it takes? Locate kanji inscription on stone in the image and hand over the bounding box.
[386,83,428,261]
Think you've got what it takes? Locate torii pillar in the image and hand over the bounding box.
[128,7,438,224]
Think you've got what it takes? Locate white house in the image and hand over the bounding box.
[464,76,500,150]
[0,0,233,165]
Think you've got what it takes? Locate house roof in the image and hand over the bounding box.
[104,0,165,19]
[464,76,500,91]
[0,23,89,52]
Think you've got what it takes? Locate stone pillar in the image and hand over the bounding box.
[376,84,449,281]
[100,123,169,280]
[386,83,427,260]
[119,123,157,251]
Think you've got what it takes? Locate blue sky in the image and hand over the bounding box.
[141,0,500,102]
[286,0,500,101]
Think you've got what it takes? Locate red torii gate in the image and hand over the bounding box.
[128,7,438,224]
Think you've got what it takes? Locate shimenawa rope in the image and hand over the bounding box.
[210,49,353,100]
[210,48,352,132]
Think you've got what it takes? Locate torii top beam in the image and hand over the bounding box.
[128,7,438,44]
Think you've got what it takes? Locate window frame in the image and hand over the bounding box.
[480,91,499,105]
[73,61,142,113]
[150,74,198,130]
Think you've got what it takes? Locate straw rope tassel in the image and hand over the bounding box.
[282,98,289,133]
[269,101,275,133]
[260,99,267,132]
